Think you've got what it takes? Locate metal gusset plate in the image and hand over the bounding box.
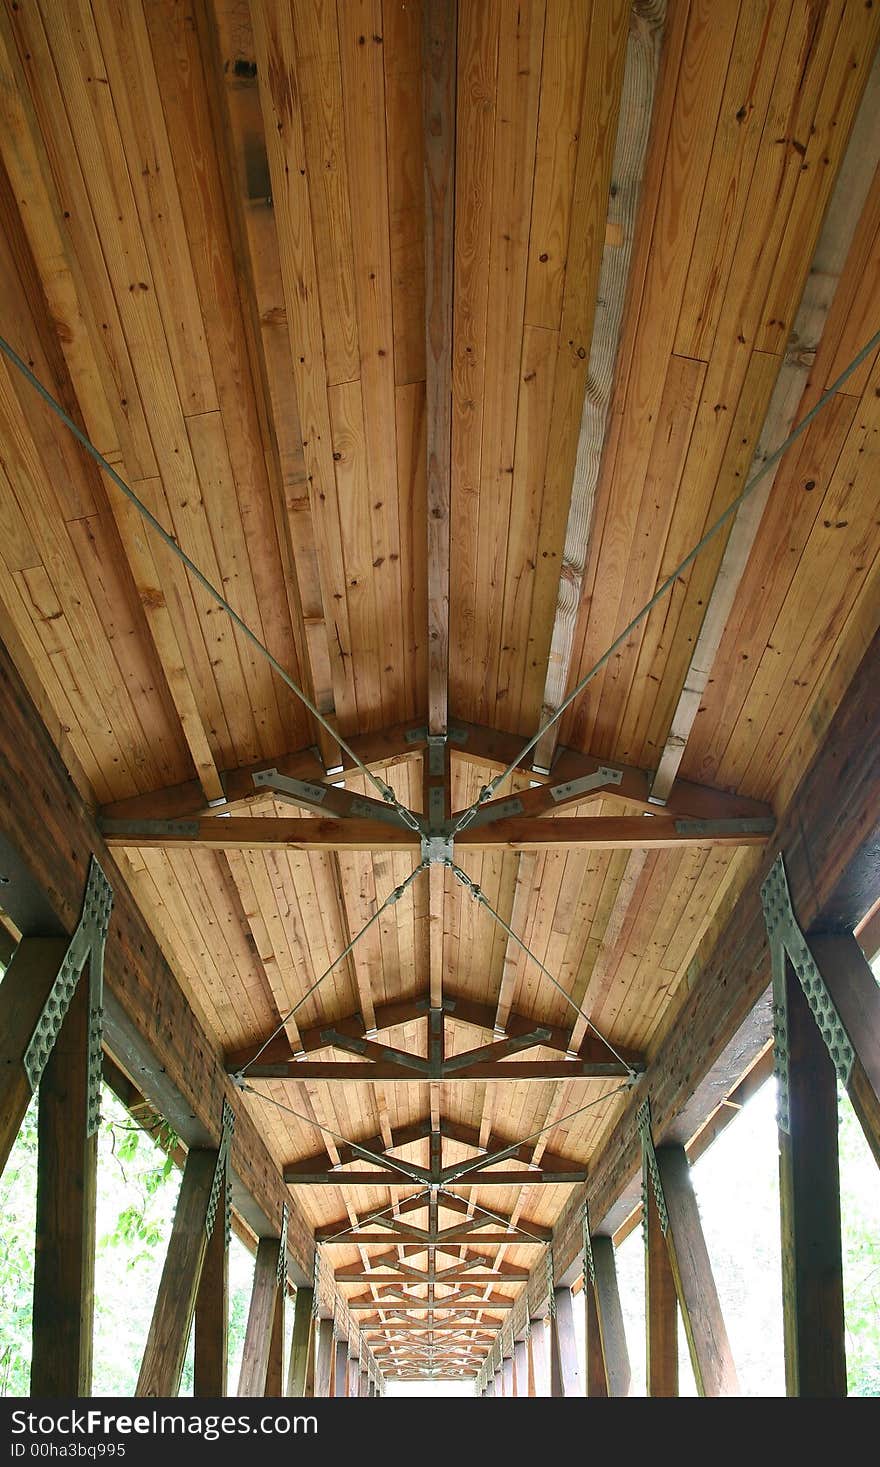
[761,853,855,1135]
[206,1098,235,1240]
[23,856,114,1138]
[582,1200,595,1286]
[549,766,623,803]
[277,1202,289,1288]
[637,1098,668,1237]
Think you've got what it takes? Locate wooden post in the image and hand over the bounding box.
[314,1317,334,1397]
[0,938,69,1177]
[194,1171,228,1396]
[779,961,846,1396]
[655,1145,738,1395]
[138,1148,217,1395]
[360,1368,368,1397]
[584,1272,608,1398]
[809,932,880,1168]
[31,977,97,1395]
[347,1355,360,1397]
[502,1354,514,1397]
[645,1180,677,1396]
[287,1286,314,1396]
[486,1375,495,1397]
[513,1338,528,1396]
[550,1286,581,1396]
[238,1237,282,1396]
[333,1337,348,1397]
[493,1367,502,1396]
[592,1236,631,1397]
[529,1317,550,1395]
[265,1285,284,1397]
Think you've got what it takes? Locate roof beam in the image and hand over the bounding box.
[102,812,773,852]
[423,0,456,735]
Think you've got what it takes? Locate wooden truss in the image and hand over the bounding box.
[230,991,644,1082]
[284,1115,587,1187]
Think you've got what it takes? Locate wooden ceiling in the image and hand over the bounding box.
[1,0,879,1379]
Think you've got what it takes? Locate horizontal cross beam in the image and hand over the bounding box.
[246,1058,628,1081]
[286,1167,585,1186]
[317,1230,549,1245]
[102,813,774,853]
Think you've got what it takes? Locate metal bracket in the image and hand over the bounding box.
[582,1200,595,1286]
[99,817,199,838]
[420,833,454,865]
[277,1202,289,1288]
[760,853,855,1134]
[252,768,328,807]
[426,734,447,777]
[549,766,623,803]
[461,795,524,829]
[674,816,775,838]
[23,856,113,1137]
[206,1098,235,1240]
[637,1098,668,1237]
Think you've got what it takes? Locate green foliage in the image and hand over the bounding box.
[0,1099,37,1396]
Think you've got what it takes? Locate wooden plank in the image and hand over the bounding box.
[30,978,96,1395]
[592,1235,630,1398]
[549,1286,580,1397]
[502,1356,514,1397]
[137,1149,216,1396]
[0,936,68,1177]
[194,1169,228,1396]
[423,0,455,734]
[655,1145,738,1396]
[238,1236,282,1396]
[779,960,845,1397]
[0,639,314,1277]
[645,1181,677,1398]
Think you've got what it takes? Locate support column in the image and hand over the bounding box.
[0,938,68,1177]
[502,1354,514,1396]
[360,1368,368,1397]
[513,1338,529,1396]
[592,1236,630,1398]
[238,1236,282,1396]
[779,962,845,1396]
[31,976,96,1395]
[485,1376,495,1397]
[529,1317,550,1396]
[584,1273,607,1398]
[137,1148,218,1395]
[314,1317,334,1397]
[265,1286,285,1397]
[645,1179,678,1396]
[493,1367,502,1396]
[347,1355,360,1397]
[287,1286,314,1396]
[333,1337,348,1397]
[549,1287,581,1397]
[655,1145,738,1395]
[194,1171,228,1396]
